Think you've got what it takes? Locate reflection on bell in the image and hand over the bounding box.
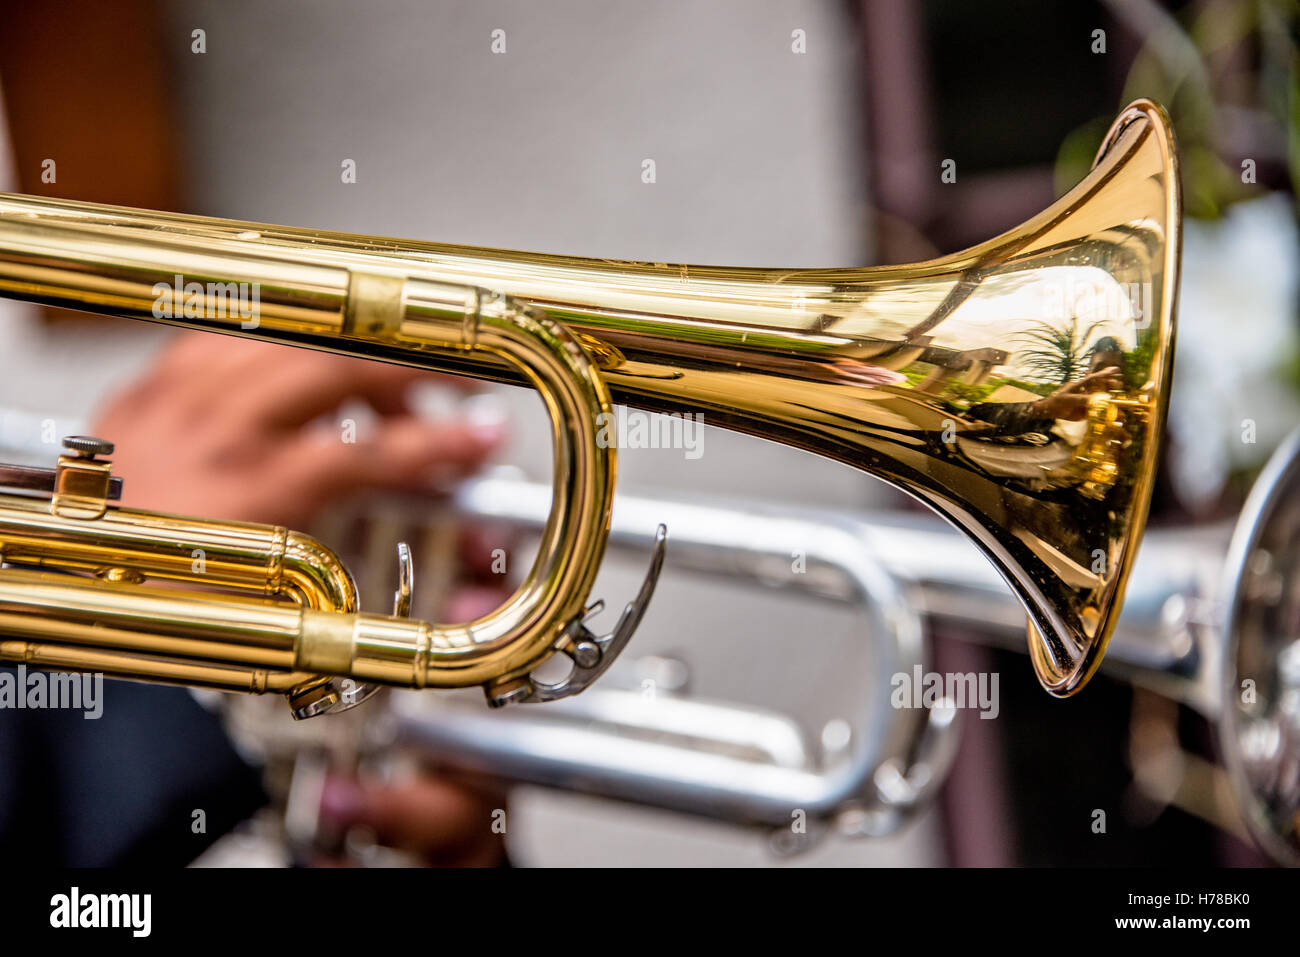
[0,101,1178,699]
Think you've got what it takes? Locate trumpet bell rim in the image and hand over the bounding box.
[1219,426,1300,865]
[1024,98,1181,696]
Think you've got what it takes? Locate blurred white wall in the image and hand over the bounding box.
[170,0,890,505]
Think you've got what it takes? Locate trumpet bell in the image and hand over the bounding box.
[0,100,1179,698]
[430,97,1178,696]
[331,98,1181,695]
[852,97,1181,695]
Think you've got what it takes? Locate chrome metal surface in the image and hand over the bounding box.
[393,476,950,835]
[1220,428,1300,865]
[486,524,668,706]
[381,437,1295,861]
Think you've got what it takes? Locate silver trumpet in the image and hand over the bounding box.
[219,431,1300,864]
[221,468,954,859]
[5,412,1294,863]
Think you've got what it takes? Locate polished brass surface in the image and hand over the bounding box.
[0,100,1179,700]
[0,287,617,707]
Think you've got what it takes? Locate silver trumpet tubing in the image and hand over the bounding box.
[212,471,956,859]
[384,430,1300,863]
[381,479,1211,846]
[1221,428,1300,866]
[4,416,1294,863]
[400,476,958,848]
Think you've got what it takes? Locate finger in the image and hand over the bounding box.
[91,377,158,433]
[147,331,271,391]
[1077,366,1121,388]
[141,333,488,427]
[131,334,299,423]
[320,776,505,865]
[273,417,506,507]
[360,781,502,864]
[230,352,442,430]
[141,335,410,422]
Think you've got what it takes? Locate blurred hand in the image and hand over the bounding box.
[1031,366,1122,421]
[305,545,513,869]
[90,332,506,527]
[91,332,517,867]
[317,772,509,868]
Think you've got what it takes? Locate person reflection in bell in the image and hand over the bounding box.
[965,336,1125,447]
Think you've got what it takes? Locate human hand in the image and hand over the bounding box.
[1031,366,1122,421]
[316,771,509,868]
[89,332,506,527]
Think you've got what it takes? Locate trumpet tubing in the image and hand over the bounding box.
[0,100,1179,706]
[377,444,1293,862]
[0,285,628,715]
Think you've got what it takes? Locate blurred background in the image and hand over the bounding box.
[0,0,1296,865]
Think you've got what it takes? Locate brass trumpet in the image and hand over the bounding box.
[0,99,1179,711]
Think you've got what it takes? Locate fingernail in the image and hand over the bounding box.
[319,778,363,824]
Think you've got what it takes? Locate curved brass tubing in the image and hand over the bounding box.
[0,100,1179,698]
[0,284,616,709]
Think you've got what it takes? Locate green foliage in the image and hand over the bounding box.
[940,380,1001,406]
[1123,335,1158,392]
[1016,318,1108,385]
[898,361,1053,414]
[1054,0,1299,218]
